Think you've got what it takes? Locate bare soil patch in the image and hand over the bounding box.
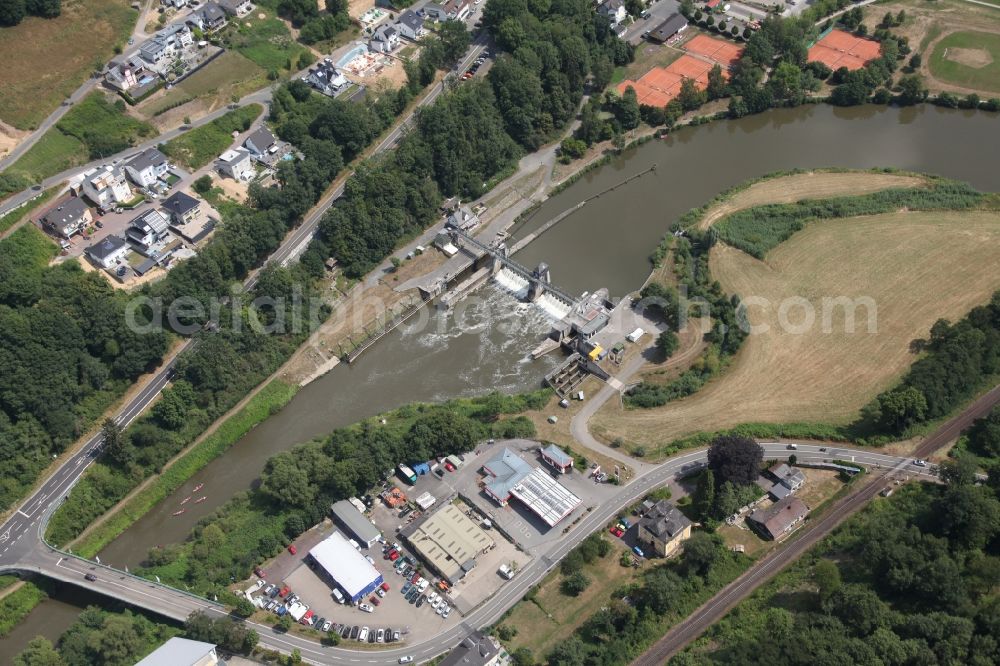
[945,46,994,68]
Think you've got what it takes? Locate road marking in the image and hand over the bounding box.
[17,510,29,518]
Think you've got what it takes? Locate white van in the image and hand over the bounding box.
[332,588,345,604]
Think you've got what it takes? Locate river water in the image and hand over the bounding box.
[4,103,999,660]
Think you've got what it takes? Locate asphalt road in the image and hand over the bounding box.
[631,383,1000,665]
[0,438,942,665]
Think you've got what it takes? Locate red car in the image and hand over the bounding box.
[301,610,314,625]
[254,566,265,578]
[388,550,400,561]
[610,526,625,538]
[444,462,455,472]
[380,582,390,592]
[411,573,421,584]
[279,586,290,598]
[288,545,297,555]
[370,595,381,606]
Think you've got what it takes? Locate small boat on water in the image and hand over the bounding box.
[172,509,186,516]
[194,496,207,504]
[180,497,191,505]
[192,483,204,492]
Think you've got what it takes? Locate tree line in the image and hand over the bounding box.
[0,0,60,27]
[133,392,544,596]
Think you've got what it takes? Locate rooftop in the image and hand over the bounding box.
[244,126,275,151]
[401,503,494,581]
[86,234,129,261]
[330,499,381,544]
[135,637,217,666]
[639,499,692,541]
[439,631,501,666]
[127,148,168,173]
[162,191,201,217]
[541,444,573,468]
[749,496,808,538]
[510,467,582,527]
[43,197,90,226]
[482,448,534,500]
[309,531,382,598]
[397,9,423,30]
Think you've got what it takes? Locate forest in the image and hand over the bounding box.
[0,227,167,511]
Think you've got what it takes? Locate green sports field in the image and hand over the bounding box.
[929,30,1000,94]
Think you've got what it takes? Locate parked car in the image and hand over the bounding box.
[401,582,412,596]
[342,625,352,639]
[388,550,400,561]
[407,588,419,603]
[288,545,297,555]
[359,603,375,613]
[437,603,449,616]
[385,626,394,642]
[276,605,287,617]
[350,626,360,639]
[376,588,387,598]
[358,627,369,642]
[442,606,450,619]
[368,629,376,643]
[376,628,385,643]
[393,630,402,642]
[370,595,381,606]
[416,594,427,608]
[380,582,390,592]
[322,619,332,632]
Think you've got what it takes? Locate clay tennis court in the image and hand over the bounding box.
[684,34,745,69]
[616,55,714,106]
[808,29,882,71]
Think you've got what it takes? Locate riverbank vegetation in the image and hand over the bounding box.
[11,605,182,666]
[595,173,1000,455]
[673,461,1000,664]
[134,391,545,596]
[0,581,50,638]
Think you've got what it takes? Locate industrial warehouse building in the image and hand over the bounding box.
[309,532,384,603]
[482,448,582,527]
[330,499,381,548]
[401,503,494,583]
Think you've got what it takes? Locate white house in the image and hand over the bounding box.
[598,0,627,25]
[81,166,133,208]
[218,0,253,16]
[135,637,219,666]
[41,198,92,239]
[304,60,348,96]
[162,0,188,8]
[124,148,170,188]
[216,148,255,181]
[195,2,228,31]
[395,10,426,41]
[126,209,171,253]
[86,235,131,269]
[139,24,193,66]
[244,127,276,156]
[105,58,151,92]
[369,24,400,53]
[424,0,471,21]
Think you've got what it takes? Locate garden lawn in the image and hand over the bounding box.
[504,540,639,656]
[160,104,264,170]
[227,12,308,73]
[141,51,266,117]
[930,30,1000,94]
[0,0,136,129]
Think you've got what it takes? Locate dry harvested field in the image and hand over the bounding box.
[694,171,928,230]
[0,0,136,129]
[594,208,1000,448]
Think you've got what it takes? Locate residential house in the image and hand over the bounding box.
[198,3,228,31]
[598,0,627,25]
[747,496,809,541]
[216,148,255,181]
[446,205,479,231]
[139,24,193,66]
[244,127,276,156]
[86,235,131,269]
[41,198,92,238]
[304,60,348,96]
[162,0,188,8]
[124,148,170,188]
[81,166,133,209]
[636,500,692,558]
[126,209,171,253]
[438,631,502,666]
[105,58,151,92]
[218,0,253,16]
[648,14,688,43]
[768,463,806,492]
[395,9,426,41]
[369,24,400,53]
[161,191,201,225]
[135,637,219,666]
[424,0,471,21]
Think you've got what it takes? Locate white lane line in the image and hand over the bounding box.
[17,510,30,518]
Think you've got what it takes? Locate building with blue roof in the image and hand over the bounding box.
[482,447,581,527]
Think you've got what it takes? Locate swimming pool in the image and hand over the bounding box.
[336,44,369,69]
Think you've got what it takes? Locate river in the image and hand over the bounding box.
[4,103,998,661]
